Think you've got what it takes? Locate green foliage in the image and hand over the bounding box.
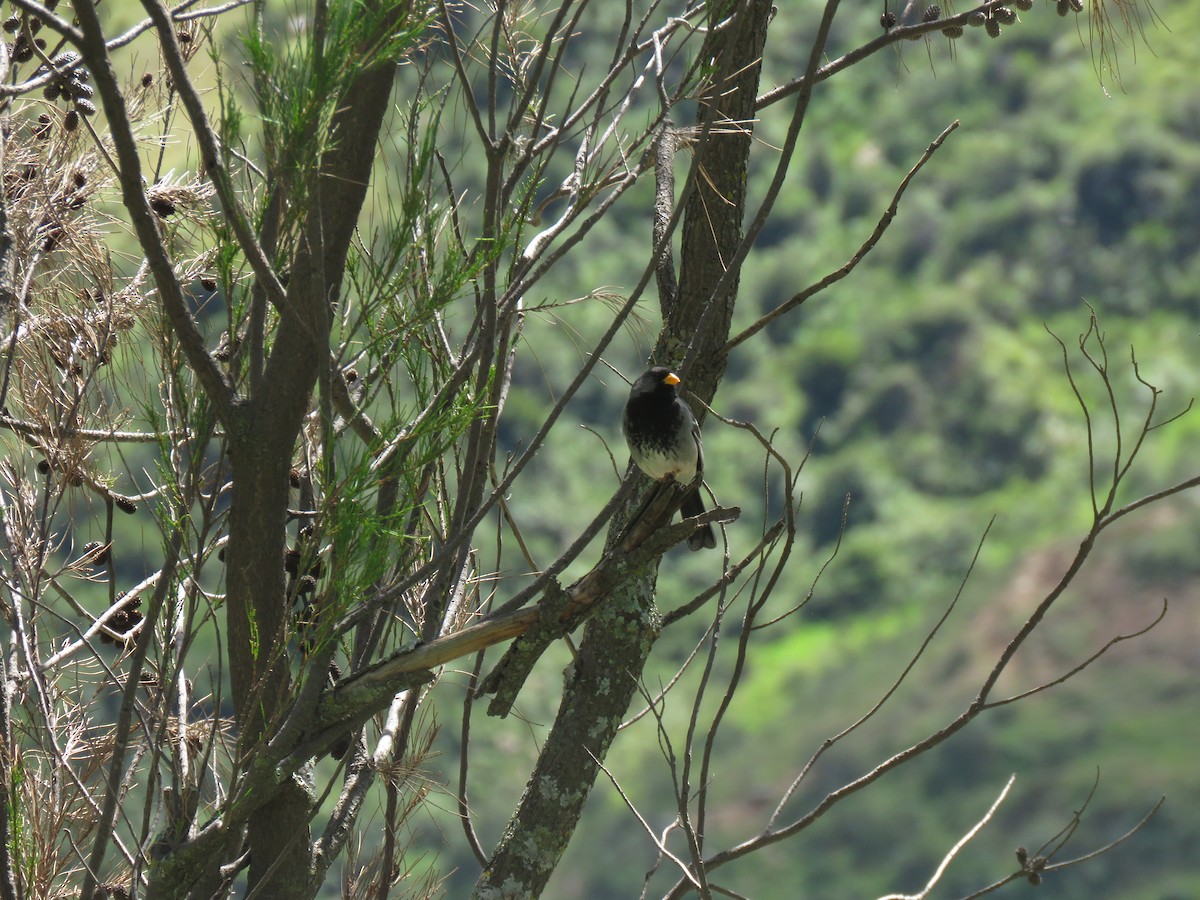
[241,1,432,184]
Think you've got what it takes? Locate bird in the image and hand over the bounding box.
[622,366,717,551]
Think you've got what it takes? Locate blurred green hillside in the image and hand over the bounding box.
[9,1,1200,896]
[421,2,1200,897]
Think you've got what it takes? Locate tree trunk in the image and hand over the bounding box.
[223,57,400,898]
[473,3,772,896]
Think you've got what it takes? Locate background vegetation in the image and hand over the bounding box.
[435,3,1200,897]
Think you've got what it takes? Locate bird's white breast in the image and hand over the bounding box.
[633,442,698,483]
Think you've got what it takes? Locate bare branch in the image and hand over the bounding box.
[983,598,1168,708]
[722,120,960,356]
[876,775,1015,900]
[767,519,995,833]
[590,750,703,893]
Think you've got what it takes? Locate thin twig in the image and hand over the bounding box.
[876,775,1015,900]
[983,598,1168,708]
[767,519,994,832]
[722,120,959,356]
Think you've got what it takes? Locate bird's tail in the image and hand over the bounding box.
[681,489,716,551]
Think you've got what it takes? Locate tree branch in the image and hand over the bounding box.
[722,119,959,356]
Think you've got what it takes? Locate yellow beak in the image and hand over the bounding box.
[663,372,681,386]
